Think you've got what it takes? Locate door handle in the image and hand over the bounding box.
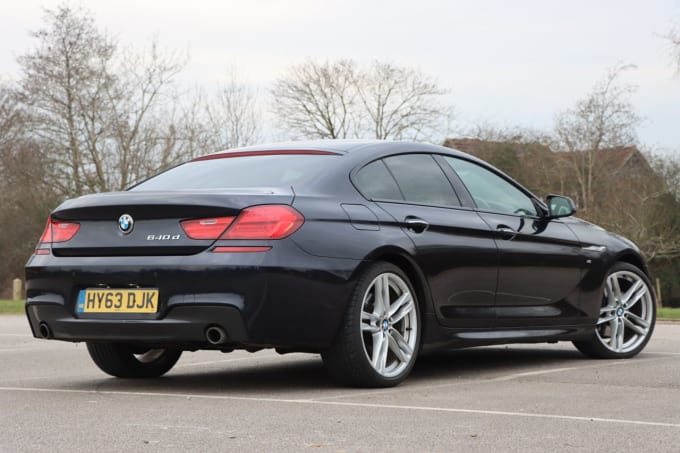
[496,224,517,240]
[404,216,429,234]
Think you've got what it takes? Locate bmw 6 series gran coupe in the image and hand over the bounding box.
[25,140,656,387]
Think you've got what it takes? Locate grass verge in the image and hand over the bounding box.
[0,299,24,314]
[658,307,680,320]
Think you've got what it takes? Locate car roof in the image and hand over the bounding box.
[202,139,470,158]
[193,139,546,207]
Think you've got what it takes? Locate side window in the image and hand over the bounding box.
[354,160,404,201]
[444,157,538,216]
[383,154,460,207]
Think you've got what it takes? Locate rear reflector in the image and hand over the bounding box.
[212,246,272,253]
[180,217,235,240]
[221,205,304,240]
[38,218,80,244]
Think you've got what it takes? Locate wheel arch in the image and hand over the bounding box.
[354,246,434,316]
[615,251,649,276]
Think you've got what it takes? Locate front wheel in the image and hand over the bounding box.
[86,343,182,378]
[573,262,656,359]
[322,262,421,387]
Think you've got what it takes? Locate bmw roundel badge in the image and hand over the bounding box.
[118,214,134,234]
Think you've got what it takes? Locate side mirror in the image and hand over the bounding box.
[546,195,576,218]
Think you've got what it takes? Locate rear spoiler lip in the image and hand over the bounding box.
[191,149,340,161]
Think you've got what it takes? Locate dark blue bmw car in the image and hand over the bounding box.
[25,140,656,387]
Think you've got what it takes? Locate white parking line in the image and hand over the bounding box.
[0,346,67,354]
[485,365,590,382]
[0,345,72,353]
[0,357,270,384]
[0,385,678,429]
[320,359,634,401]
[174,356,276,368]
[0,375,75,384]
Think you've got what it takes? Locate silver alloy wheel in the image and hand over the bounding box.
[360,272,418,378]
[596,270,654,353]
[134,349,165,364]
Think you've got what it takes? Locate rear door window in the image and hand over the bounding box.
[383,154,460,207]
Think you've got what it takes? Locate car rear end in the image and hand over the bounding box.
[25,150,358,351]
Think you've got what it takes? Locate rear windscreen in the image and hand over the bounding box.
[131,154,337,190]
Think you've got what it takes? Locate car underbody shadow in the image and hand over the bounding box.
[410,345,586,382]
[60,344,590,394]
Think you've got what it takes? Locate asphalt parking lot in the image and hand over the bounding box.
[1,315,679,452]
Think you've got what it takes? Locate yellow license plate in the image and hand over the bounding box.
[76,289,159,313]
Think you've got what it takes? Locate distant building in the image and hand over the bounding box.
[443,138,651,175]
[592,146,654,178]
[442,137,657,204]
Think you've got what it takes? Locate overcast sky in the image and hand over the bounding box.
[2,0,680,151]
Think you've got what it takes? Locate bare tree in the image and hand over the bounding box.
[17,5,202,194]
[100,43,193,189]
[553,64,641,212]
[272,59,453,140]
[358,61,451,140]
[203,72,261,150]
[596,151,680,263]
[668,25,680,72]
[0,82,59,295]
[272,60,359,139]
[17,5,115,195]
[0,82,26,151]
[646,154,680,260]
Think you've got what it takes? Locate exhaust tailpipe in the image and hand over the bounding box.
[205,326,228,345]
[38,322,52,339]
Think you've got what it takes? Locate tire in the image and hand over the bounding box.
[86,342,182,378]
[322,262,421,387]
[573,262,656,359]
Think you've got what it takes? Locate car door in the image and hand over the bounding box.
[442,156,588,328]
[354,154,499,329]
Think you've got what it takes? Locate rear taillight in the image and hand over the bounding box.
[180,205,304,241]
[221,205,304,240]
[38,218,80,243]
[35,218,80,254]
[180,217,235,239]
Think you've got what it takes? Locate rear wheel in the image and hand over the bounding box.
[86,342,182,378]
[322,262,421,387]
[573,262,656,359]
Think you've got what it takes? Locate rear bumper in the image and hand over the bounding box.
[26,302,247,347]
[25,240,360,350]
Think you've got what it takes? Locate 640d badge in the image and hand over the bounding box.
[147,234,181,241]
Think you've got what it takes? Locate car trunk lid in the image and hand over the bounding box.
[48,188,294,256]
